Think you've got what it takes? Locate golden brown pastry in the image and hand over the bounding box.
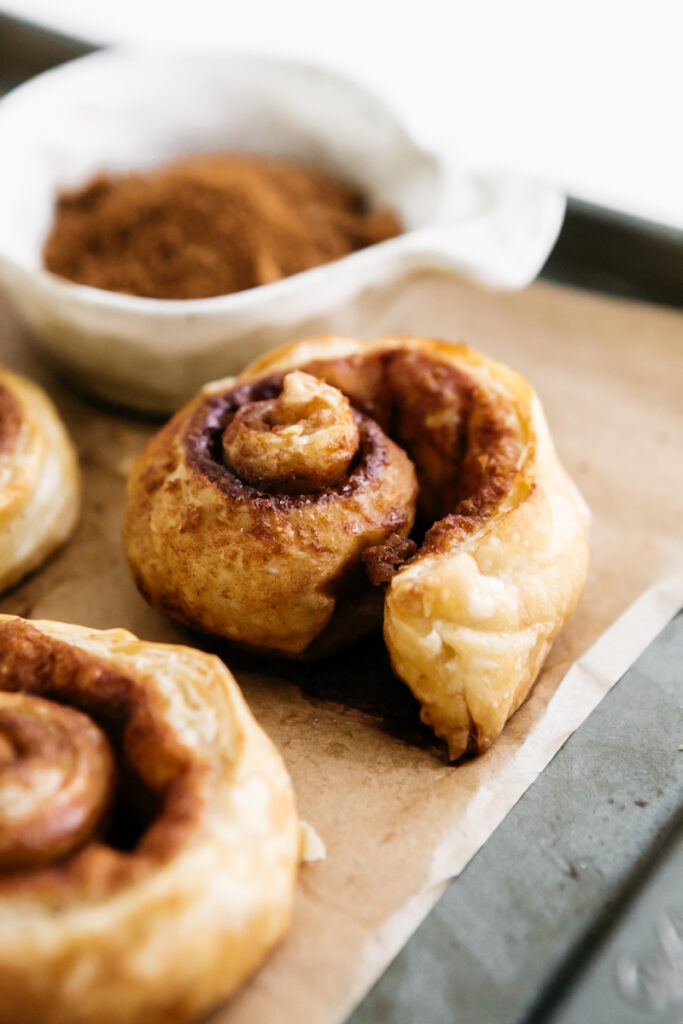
[124,363,418,656]
[124,336,590,758]
[0,367,79,592]
[0,615,299,1024]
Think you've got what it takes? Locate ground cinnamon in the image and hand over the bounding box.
[43,153,402,300]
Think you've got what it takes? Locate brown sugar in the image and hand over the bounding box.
[43,153,402,300]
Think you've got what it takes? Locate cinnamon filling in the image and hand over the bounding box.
[300,349,523,527]
[183,348,523,579]
[184,376,391,510]
[0,620,207,900]
[362,534,419,586]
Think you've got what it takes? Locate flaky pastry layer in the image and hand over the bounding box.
[0,616,299,1024]
[0,368,79,592]
[238,336,590,758]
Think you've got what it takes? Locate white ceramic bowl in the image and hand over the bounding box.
[0,49,564,412]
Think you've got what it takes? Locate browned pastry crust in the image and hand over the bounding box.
[124,367,418,656]
[124,336,590,757]
[0,691,115,871]
[0,615,299,1024]
[0,367,80,592]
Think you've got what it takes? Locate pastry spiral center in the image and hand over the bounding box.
[222,370,360,494]
[0,692,115,871]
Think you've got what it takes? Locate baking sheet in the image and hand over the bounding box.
[0,274,681,1024]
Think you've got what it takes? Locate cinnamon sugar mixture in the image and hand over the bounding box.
[43,153,402,299]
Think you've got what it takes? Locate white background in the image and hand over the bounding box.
[4,0,683,229]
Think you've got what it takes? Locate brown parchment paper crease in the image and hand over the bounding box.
[1,275,682,1024]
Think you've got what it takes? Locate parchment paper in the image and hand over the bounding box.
[1,275,681,1024]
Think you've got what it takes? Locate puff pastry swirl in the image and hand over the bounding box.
[124,363,417,656]
[124,336,590,758]
[0,615,299,1024]
[0,367,79,592]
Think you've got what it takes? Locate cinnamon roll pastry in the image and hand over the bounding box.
[124,336,590,758]
[124,365,418,656]
[0,615,299,1024]
[0,367,79,592]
